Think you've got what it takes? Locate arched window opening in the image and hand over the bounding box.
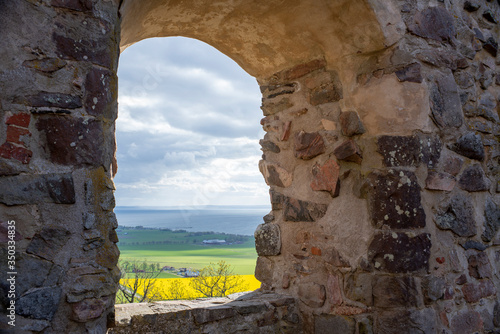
[114,37,269,303]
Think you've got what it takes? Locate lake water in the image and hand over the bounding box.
[114,206,271,236]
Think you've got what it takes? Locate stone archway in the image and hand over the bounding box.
[1,0,499,333]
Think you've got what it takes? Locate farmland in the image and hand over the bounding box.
[116,226,258,275]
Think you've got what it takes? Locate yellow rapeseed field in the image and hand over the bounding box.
[119,275,261,302]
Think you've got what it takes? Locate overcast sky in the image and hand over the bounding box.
[114,37,269,207]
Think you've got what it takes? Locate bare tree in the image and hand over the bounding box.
[190,260,247,298]
[117,259,161,303]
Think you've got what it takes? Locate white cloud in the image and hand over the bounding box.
[114,37,268,207]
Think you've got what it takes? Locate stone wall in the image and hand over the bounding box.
[0,0,499,333]
[254,1,500,333]
[109,292,301,334]
[0,1,121,333]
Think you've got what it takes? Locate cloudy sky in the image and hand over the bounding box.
[114,37,269,207]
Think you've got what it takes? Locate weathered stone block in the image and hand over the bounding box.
[372,276,421,308]
[442,155,464,176]
[377,135,441,167]
[0,173,75,205]
[261,98,293,116]
[345,273,373,306]
[458,164,490,192]
[429,73,464,129]
[310,159,340,197]
[468,252,492,279]
[298,282,325,308]
[395,63,422,83]
[283,197,328,222]
[333,140,362,164]
[22,58,68,73]
[72,297,109,322]
[254,223,281,256]
[192,306,237,325]
[425,171,456,191]
[376,309,437,334]
[84,67,117,119]
[450,310,483,334]
[314,314,355,334]
[450,132,485,161]
[368,170,426,229]
[294,131,325,160]
[15,92,82,109]
[36,116,104,167]
[259,160,293,188]
[96,242,120,269]
[422,276,445,303]
[26,227,71,261]
[339,111,365,137]
[6,125,30,144]
[51,0,92,12]
[464,1,480,12]
[435,193,477,237]
[482,198,500,242]
[259,139,280,153]
[270,189,285,210]
[408,7,456,42]
[255,256,273,286]
[17,287,62,320]
[484,37,499,57]
[326,274,342,306]
[308,81,343,106]
[53,32,114,69]
[368,232,431,273]
[462,280,496,303]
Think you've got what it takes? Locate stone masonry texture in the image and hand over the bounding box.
[0,0,499,333]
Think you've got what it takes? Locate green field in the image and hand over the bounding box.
[117,227,258,275]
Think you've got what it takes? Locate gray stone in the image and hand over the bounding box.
[16,254,52,297]
[484,37,499,57]
[458,164,490,192]
[15,92,82,109]
[461,240,487,251]
[192,306,237,325]
[99,190,116,211]
[429,73,463,129]
[468,252,492,279]
[435,193,477,237]
[395,63,422,83]
[409,7,456,42]
[345,273,373,306]
[298,283,325,308]
[259,139,280,153]
[377,308,437,334]
[372,276,421,308]
[333,140,362,164]
[464,1,480,12]
[422,276,445,303]
[26,227,71,261]
[377,135,441,168]
[482,198,500,242]
[83,212,96,230]
[451,132,485,161]
[17,287,62,320]
[254,223,281,256]
[368,170,426,229]
[0,173,75,205]
[339,111,365,137]
[255,256,274,286]
[314,314,355,334]
[283,197,328,222]
[368,232,431,273]
[450,310,483,334]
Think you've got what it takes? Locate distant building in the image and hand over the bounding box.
[162,266,174,271]
[202,239,226,244]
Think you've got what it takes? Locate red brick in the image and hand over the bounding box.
[6,126,30,144]
[0,142,32,164]
[6,113,30,127]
